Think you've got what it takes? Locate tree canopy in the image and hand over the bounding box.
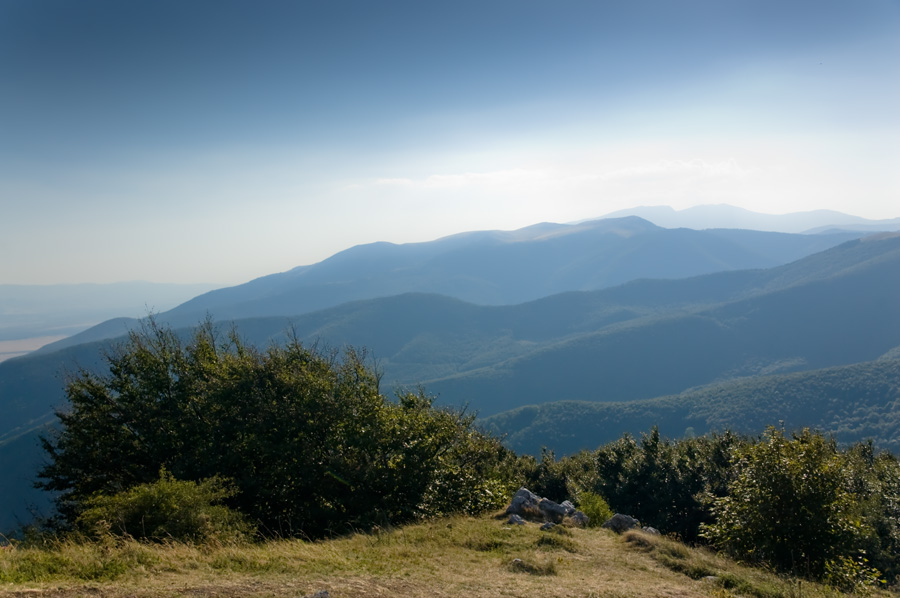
[38,319,514,537]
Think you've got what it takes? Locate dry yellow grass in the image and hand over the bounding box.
[0,516,896,598]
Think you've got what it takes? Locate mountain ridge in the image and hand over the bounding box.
[116,217,866,331]
[599,204,900,234]
[425,235,900,415]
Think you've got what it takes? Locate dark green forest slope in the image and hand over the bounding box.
[481,357,900,455]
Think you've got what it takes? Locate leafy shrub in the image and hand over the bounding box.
[577,491,613,528]
[843,443,900,581]
[702,428,868,578]
[75,470,252,543]
[516,449,598,503]
[823,556,882,594]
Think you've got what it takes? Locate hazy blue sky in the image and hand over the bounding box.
[2,0,898,284]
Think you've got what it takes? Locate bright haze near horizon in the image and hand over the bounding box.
[2,0,898,286]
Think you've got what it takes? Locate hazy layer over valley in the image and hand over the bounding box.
[0,282,219,341]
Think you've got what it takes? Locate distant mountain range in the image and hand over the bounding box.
[37,217,863,354]
[10,206,898,350]
[2,210,899,532]
[159,217,866,325]
[600,204,900,234]
[424,233,900,415]
[3,232,900,530]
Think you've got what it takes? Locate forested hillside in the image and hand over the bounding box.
[482,358,900,455]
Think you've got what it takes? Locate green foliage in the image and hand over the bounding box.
[507,428,743,541]
[576,492,612,528]
[515,448,597,503]
[75,470,252,543]
[822,556,882,595]
[509,426,900,586]
[38,318,513,537]
[702,428,869,579]
[831,442,900,582]
[516,449,570,502]
[590,428,744,541]
[536,533,577,552]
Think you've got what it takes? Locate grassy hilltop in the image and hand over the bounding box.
[1,515,890,598]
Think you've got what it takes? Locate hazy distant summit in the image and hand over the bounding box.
[158,215,860,326]
[598,204,900,234]
[28,208,887,354]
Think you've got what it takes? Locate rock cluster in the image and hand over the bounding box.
[505,487,541,518]
[504,487,590,527]
[504,488,661,537]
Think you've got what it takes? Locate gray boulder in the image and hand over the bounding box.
[539,498,569,523]
[642,526,661,535]
[540,522,556,531]
[560,500,577,516]
[508,514,526,525]
[570,510,590,527]
[505,487,541,516]
[601,513,641,534]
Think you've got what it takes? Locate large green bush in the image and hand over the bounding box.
[39,318,514,537]
[76,470,252,543]
[702,428,867,578]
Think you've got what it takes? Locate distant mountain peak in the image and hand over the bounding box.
[598,204,900,234]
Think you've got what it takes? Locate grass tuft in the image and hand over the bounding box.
[507,556,558,576]
[465,538,508,552]
[535,534,577,553]
[542,524,573,536]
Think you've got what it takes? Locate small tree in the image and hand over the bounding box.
[702,428,869,578]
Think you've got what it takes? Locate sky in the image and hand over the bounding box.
[1,0,898,285]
